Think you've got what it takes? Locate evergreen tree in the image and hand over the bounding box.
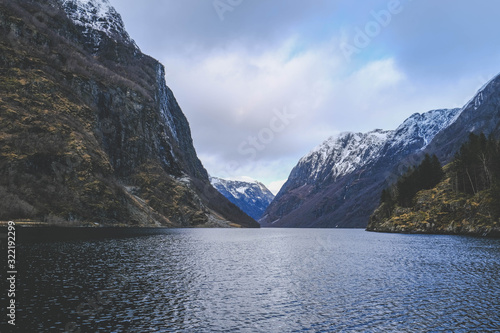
[379,188,395,218]
[430,154,445,187]
[452,132,498,194]
[393,154,444,208]
[451,132,500,218]
[380,189,391,204]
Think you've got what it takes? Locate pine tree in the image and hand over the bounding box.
[452,132,498,194]
[430,154,444,187]
[394,154,444,207]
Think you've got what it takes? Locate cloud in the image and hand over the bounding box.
[160,37,342,175]
[268,179,287,196]
[110,0,500,186]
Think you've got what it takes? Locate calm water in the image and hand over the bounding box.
[10,229,500,332]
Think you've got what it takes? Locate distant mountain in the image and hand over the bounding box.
[211,177,275,220]
[260,108,461,228]
[0,0,258,227]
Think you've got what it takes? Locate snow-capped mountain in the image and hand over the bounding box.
[261,108,462,228]
[211,177,275,220]
[262,71,500,229]
[61,0,138,49]
[382,108,461,158]
[293,129,391,186]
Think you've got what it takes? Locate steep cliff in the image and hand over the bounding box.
[0,0,258,227]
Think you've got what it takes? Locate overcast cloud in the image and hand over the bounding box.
[110,0,500,194]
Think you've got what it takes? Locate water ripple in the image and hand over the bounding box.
[15,229,500,332]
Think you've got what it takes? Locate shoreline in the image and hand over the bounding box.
[366,228,500,239]
[0,224,248,243]
[0,226,187,243]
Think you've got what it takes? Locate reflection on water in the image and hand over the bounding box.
[13,229,500,332]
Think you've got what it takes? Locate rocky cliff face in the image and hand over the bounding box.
[260,109,460,228]
[0,0,258,227]
[210,177,275,220]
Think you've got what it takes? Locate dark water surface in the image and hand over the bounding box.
[10,229,500,332]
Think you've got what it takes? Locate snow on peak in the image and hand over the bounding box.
[210,176,275,220]
[61,0,137,47]
[298,129,392,182]
[210,177,272,197]
[462,73,500,112]
[294,108,460,186]
[389,108,461,151]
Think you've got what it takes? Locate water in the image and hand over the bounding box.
[9,229,500,332]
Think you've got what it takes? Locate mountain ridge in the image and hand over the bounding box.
[262,71,500,229]
[260,107,462,228]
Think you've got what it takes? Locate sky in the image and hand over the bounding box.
[110,0,500,195]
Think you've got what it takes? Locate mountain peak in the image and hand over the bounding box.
[61,0,137,48]
[389,108,461,152]
[461,73,500,112]
[296,128,392,185]
[210,177,274,220]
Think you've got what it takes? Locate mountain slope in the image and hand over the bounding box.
[260,108,460,228]
[424,74,500,163]
[368,176,500,236]
[0,0,258,227]
[210,177,275,220]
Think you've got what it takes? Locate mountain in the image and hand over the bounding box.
[210,177,275,220]
[367,74,500,236]
[0,0,258,227]
[424,74,500,163]
[260,108,461,228]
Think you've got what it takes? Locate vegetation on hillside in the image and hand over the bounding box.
[368,133,500,236]
[380,153,444,208]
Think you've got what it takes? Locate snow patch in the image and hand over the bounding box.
[299,129,392,181]
[61,0,137,47]
[295,108,461,186]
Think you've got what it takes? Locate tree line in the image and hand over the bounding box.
[451,133,500,218]
[381,153,444,208]
[380,132,500,218]
[451,133,500,195]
